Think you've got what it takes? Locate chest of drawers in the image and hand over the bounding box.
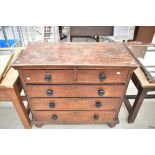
[12,42,138,128]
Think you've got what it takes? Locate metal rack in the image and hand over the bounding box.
[0,26,19,48]
[16,26,59,47]
[0,26,59,48]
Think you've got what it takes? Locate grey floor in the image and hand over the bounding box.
[0,80,155,129]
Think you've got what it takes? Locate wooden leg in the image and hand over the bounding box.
[16,77,22,92]
[35,124,43,128]
[108,123,117,128]
[70,36,72,42]
[11,83,32,129]
[107,119,119,128]
[124,95,132,113]
[26,104,31,115]
[128,88,147,123]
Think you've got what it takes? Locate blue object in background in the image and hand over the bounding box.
[0,39,16,48]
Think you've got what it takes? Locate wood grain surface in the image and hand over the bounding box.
[22,69,75,84]
[77,69,129,83]
[29,98,120,111]
[25,85,125,97]
[33,110,116,124]
[22,68,129,84]
[12,42,138,68]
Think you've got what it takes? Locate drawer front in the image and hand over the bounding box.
[22,70,75,84]
[77,69,129,83]
[33,111,116,124]
[29,98,120,111]
[26,85,125,97]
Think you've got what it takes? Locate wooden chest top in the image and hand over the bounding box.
[12,42,138,69]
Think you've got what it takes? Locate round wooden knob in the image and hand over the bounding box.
[49,102,55,108]
[44,73,52,81]
[93,114,99,120]
[46,89,53,96]
[98,89,105,96]
[95,102,102,108]
[51,114,57,120]
[99,73,106,81]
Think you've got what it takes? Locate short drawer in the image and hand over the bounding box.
[77,69,129,83]
[22,70,75,84]
[29,98,120,111]
[26,85,125,97]
[33,111,116,124]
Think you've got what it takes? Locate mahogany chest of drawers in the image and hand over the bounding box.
[12,42,138,128]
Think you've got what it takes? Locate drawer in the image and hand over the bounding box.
[26,85,125,97]
[29,98,120,111]
[77,69,129,83]
[22,70,75,84]
[33,111,116,124]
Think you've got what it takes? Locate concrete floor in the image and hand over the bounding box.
[0,80,155,129]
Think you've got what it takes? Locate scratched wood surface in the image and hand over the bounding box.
[33,111,116,124]
[12,42,138,68]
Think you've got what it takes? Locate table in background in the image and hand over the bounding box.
[69,26,114,42]
[0,48,31,128]
[124,43,155,123]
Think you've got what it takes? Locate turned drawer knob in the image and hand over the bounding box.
[99,73,106,81]
[93,114,99,120]
[44,73,52,81]
[46,89,53,96]
[51,114,57,120]
[98,89,105,96]
[95,102,102,108]
[49,102,55,108]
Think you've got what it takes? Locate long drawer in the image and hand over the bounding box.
[29,98,120,111]
[77,69,129,84]
[33,111,116,124]
[26,85,125,97]
[22,69,75,84]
